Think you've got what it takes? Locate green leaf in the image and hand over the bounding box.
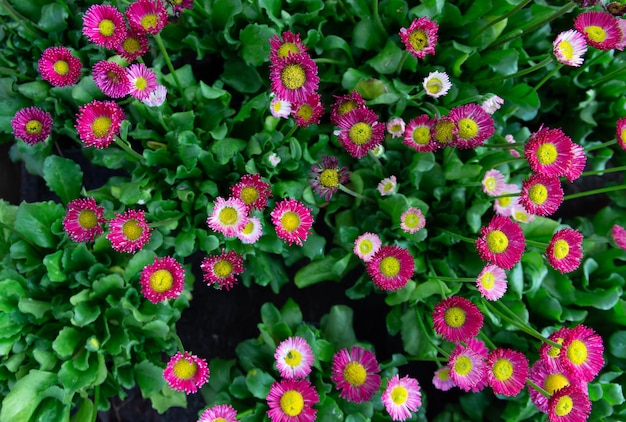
[43,250,67,282]
[294,255,341,288]
[211,137,247,165]
[211,0,242,29]
[92,274,125,297]
[353,18,385,50]
[503,83,540,121]
[174,230,196,257]
[38,3,68,32]
[18,298,51,320]
[221,60,262,93]
[124,249,156,282]
[245,369,275,399]
[240,24,275,66]
[14,201,64,248]
[321,305,357,348]
[135,360,166,396]
[150,386,187,414]
[280,299,303,332]
[367,40,404,74]
[70,398,94,422]
[16,81,50,102]
[609,331,626,359]
[71,302,100,327]
[0,370,57,422]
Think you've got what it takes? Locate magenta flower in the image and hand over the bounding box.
[139,256,185,303]
[62,197,105,242]
[269,53,319,103]
[115,29,150,63]
[546,228,584,273]
[126,0,169,35]
[559,324,604,382]
[92,60,130,98]
[75,100,126,148]
[524,127,574,177]
[403,114,435,152]
[335,108,385,159]
[82,4,126,49]
[291,92,324,127]
[449,103,495,149]
[382,375,422,421]
[198,404,237,422]
[574,11,622,50]
[399,17,439,59]
[106,209,152,253]
[331,346,381,403]
[38,46,82,87]
[11,107,53,145]
[447,346,487,392]
[266,379,318,422]
[330,91,367,126]
[520,173,564,217]
[269,30,308,63]
[309,156,350,201]
[206,197,249,238]
[126,63,158,100]
[270,198,313,246]
[163,351,209,394]
[366,245,414,291]
[274,336,314,379]
[353,232,382,262]
[553,30,588,67]
[476,264,508,300]
[432,296,484,343]
[547,384,591,422]
[486,348,529,397]
[200,249,244,290]
[476,216,526,270]
[230,173,273,211]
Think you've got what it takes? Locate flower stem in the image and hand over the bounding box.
[533,63,562,92]
[153,33,186,104]
[283,123,298,139]
[475,0,533,36]
[91,385,100,422]
[114,136,146,163]
[425,275,476,282]
[490,157,526,168]
[371,0,387,37]
[584,139,616,152]
[0,0,44,38]
[438,229,476,244]
[477,56,553,85]
[173,333,185,354]
[415,308,450,358]
[574,164,626,178]
[527,379,551,398]
[338,184,373,202]
[396,50,410,75]
[525,239,548,249]
[564,183,626,201]
[590,64,626,86]
[478,331,497,350]
[482,142,523,149]
[313,58,348,66]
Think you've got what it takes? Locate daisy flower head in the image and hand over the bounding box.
[476,216,526,270]
[482,169,506,196]
[126,63,158,100]
[126,0,169,35]
[560,324,604,382]
[432,366,456,391]
[366,245,414,291]
[432,296,484,343]
[269,53,319,103]
[75,100,126,149]
[207,197,249,238]
[199,404,237,422]
[553,30,588,67]
[447,346,487,392]
[449,103,495,149]
[612,224,626,249]
[377,175,397,196]
[399,17,439,59]
[524,127,574,177]
[270,96,292,118]
[548,384,591,422]
[11,107,53,145]
[493,183,521,217]
[92,60,130,98]
[400,207,425,234]
[457,339,489,392]
[163,351,209,394]
[546,228,584,273]
[382,375,422,421]
[403,114,435,152]
[200,249,244,290]
[481,95,504,114]
[371,144,385,158]
[431,116,457,148]
[476,264,508,300]
[115,29,150,63]
[331,346,381,403]
[617,117,626,150]
[387,117,406,138]
[310,156,350,201]
[268,152,281,167]
[142,84,167,107]
[520,174,564,217]
[274,336,314,379]
[38,46,82,87]
[486,348,529,397]
[269,30,308,63]
[266,379,319,422]
[330,91,367,126]
[62,197,105,242]
[336,107,385,158]
[270,198,313,246]
[618,18,626,50]
[423,71,451,98]
[566,143,586,182]
[237,216,263,244]
[291,92,324,127]
[139,256,185,303]
[107,209,151,253]
[82,4,126,49]
[511,205,536,224]
[528,359,579,413]
[539,327,571,365]
[230,173,273,211]
[574,11,622,50]
[353,232,382,262]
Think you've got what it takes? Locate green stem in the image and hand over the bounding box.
[527,379,551,399]
[425,275,476,282]
[236,409,254,420]
[475,0,533,36]
[114,136,146,163]
[575,164,626,178]
[337,0,357,25]
[490,157,526,168]
[477,56,552,84]
[153,33,186,104]
[482,142,524,149]
[533,63,562,92]
[191,0,212,20]
[526,239,548,249]
[405,355,449,363]
[371,0,387,37]
[173,333,185,354]
[283,124,298,139]
[564,183,626,200]
[477,331,497,350]
[585,139,616,152]
[396,50,410,75]
[338,184,373,202]
[0,0,44,38]
[91,385,100,422]
[438,229,476,244]
[415,308,450,358]
[313,58,348,66]
[590,64,626,86]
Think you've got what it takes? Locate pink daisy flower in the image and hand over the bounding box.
[546,228,584,273]
[476,264,508,300]
[432,296,484,343]
[353,232,382,262]
[62,197,105,242]
[547,384,591,422]
[106,209,152,253]
[462,337,490,392]
[142,84,167,107]
[168,0,194,14]
[269,53,319,104]
[269,30,308,63]
[560,324,604,382]
[432,366,456,391]
[377,175,397,196]
[449,103,495,149]
[511,205,536,224]
[399,17,439,59]
[199,404,237,422]
[115,29,150,63]
[400,207,426,234]
[270,96,292,118]
[482,169,506,196]
[387,117,406,138]
[423,71,451,98]
[11,107,53,145]
[274,336,314,379]
[270,198,313,246]
[553,30,588,67]
[92,60,130,98]
[524,127,574,177]
[126,63,158,100]
[486,348,529,397]
[574,11,622,50]
[366,245,414,291]
[493,183,521,217]
[331,346,381,403]
[447,346,487,392]
[126,0,169,35]
[230,173,273,211]
[237,216,263,244]
[38,46,82,87]
[612,224,626,249]
[163,351,209,394]
[481,95,504,114]
[330,91,367,126]
[139,256,185,303]
[266,379,319,422]
[75,100,126,149]
[309,156,350,201]
[431,116,457,148]
[565,143,586,182]
[520,174,564,217]
[82,4,126,49]
[528,359,579,413]
[291,92,324,127]
[200,249,244,290]
[476,216,526,270]
[207,197,249,238]
[382,375,422,421]
[538,327,571,365]
[617,117,626,151]
[403,114,435,152]
[335,108,385,158]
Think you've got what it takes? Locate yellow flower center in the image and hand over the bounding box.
[349,122,373,145]
[412,126,431,145]
[91,116,112,138]
[134,76,148,91]
[218,207,238,225]
[122,219,143,241]
[584,25,607,43]
[337,100,357,116]
[547,338,564,358]
[284,349,302,367]
[620,127,626,146]
[140,14,158,31]
[25,119,43,135]
[280,390,304,417]
[444,306,466,328]
[98,19,115,37]
[404,212,420,229]
[425,78,443,94]
[566,339,588,365]
[383,182,394,192]
[492,358,513,381]
[241,220,255,235]
[480,271,495,289]
[453,356,472,376]
[280,211,300,232]
[379,256,401,277]
[358,239,373,254]
[438,368,451,380]
[553,239,570,260]
[214,419,227,422]
[149,269,173,293]
[123,37,141,53]
[296,104,314,121]
[536,143,558,165]
[457,118,479,139]
[344,362,367,386]
[53,60,69,76]
[544,373,569,395]
[277,42,301,58]
[320,169,339,188]
[557,40,574,60]
[107,70,122,83]
[280,64,306,90]
[554,395,574,417]
[78,209,98,229]
[484,176,496,191]
[240,186,259,205]
[390,123,403,133]
[486,229,509,253]
[528,183,548,205]
[433,120,455,144]
[409,29,428,51]
[213,259,233,278]
[390,385,408,405]
[497,196,512,208]
[172,358,197,380]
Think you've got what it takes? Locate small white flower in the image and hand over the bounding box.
[377,175,397,196]
[268,152,281,167]
[481,95,504,114]
[142,85,167,107]
[371,145,385,157]
[386,117,406,138]
[423,71,451,98]
[270,96,292,118]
